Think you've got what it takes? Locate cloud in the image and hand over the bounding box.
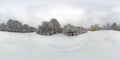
[0,0,120,28]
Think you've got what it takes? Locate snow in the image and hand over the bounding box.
[0,30,120,60]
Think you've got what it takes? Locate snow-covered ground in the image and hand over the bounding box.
[0,30,120,60]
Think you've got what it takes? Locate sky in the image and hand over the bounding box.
[0,0,120,27]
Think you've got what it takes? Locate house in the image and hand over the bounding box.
[64,24,88,36]
[64,24,78,36]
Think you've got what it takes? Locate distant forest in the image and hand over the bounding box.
[0,19,120,36]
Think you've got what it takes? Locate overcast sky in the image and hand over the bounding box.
[0,0,120,27]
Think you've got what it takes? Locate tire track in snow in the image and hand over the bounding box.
[36,35,88,52]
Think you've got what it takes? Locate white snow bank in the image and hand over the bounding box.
[0,30,120,60]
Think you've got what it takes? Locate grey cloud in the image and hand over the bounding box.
[0,0,120,28]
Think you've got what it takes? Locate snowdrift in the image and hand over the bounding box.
[0,30,120,60]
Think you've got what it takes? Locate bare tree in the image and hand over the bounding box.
[90,24,101,31]
[103,23,111,30]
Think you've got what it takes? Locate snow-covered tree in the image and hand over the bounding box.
[7,19,23,32]
[0,23,8,31]
[103,23,111,30]
[111,22,119,31]
[50,18,61,34]
[22,24,29,32]
[37,21,54,35]
[29,26,36,32]
[118,25,120,31]
[5,19,36,33]
[22,24,36,32]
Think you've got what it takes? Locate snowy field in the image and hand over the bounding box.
[0,30,120,60]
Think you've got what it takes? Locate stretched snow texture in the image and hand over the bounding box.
[0,30,120,60]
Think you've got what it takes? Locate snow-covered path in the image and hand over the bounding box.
[0,30,120,60]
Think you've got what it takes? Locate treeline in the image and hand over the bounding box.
[36,18,88,36]
[0,19,120,36]
[0,19,36,32]
[90,23,120,31]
